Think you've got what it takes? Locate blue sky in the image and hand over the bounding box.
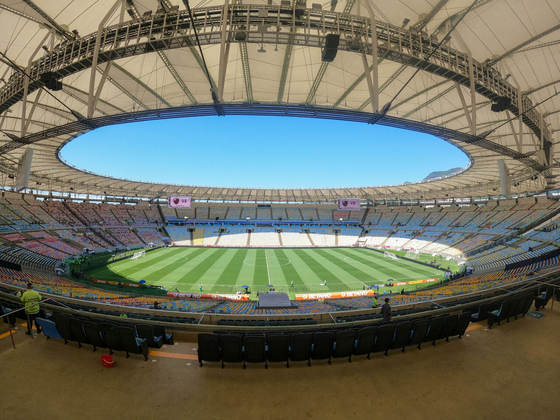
[59,116,469,189]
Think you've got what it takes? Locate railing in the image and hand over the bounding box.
[2,264,558,332]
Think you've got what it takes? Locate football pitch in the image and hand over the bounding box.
[86,247,448,296]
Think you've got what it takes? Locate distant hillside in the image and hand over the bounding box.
[423,167,463,181]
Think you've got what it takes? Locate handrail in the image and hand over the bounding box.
[1,271,557,333]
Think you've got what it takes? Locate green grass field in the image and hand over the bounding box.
[86,247,448,297]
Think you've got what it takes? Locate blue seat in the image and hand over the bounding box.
[36,317,62,339]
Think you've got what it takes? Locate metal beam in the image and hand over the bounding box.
[21,0,74,41]
[217,0,230,101]
[305,62,329,105]
[487,23,560,66]
[239,42,253,103]
[411,0,450,31]
[88,0,123,118]
[403,85,455,119]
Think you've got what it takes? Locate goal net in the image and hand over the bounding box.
[405,250,420,260]
[131,250,145,260]
[384,251,398,260]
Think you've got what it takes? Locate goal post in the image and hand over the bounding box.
[131,250,145,260]
[405,250,420,260]
[384,251,398,260]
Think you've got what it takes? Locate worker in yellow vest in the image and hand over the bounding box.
[21,283,42,335]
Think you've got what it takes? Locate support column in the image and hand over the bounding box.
[498,159,510,196]
[363,0,378,112]
[88,0,123,118]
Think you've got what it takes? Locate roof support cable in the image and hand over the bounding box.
[181,0,223,115]
[372,0,479,124]
[0,50,83,124]
[478,89,560,142]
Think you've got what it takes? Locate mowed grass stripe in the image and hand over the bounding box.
[127,248,202,279]
[265,249,286,288]
[88,248,188,281]
[315,249,374,285]
[294,249,352,291]
[324,248,416,283]
[335,248,434,280]
[173,248,229,287]
[110,248,180,276]
[355,248,442,277]
[274,249,309,292]
[145,249,214,284]
[282,249,323,290]
[304,249,367,290]
[143,248,208,283]
[253,249,269,289]
[206,249,248,292]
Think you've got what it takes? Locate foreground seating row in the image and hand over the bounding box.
[198,312,471,368]
[37,312,174,360]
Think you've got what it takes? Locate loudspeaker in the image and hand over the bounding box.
[490,95,511,112]
[322,34,340,62]
[40,71,62,91]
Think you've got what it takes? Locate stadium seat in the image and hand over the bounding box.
[441,314,459,342]
[373,324,395,356]
[198,333,221,367]
[289,333,312,366]
[312,332,333,364]
[243,335,267,368]
[219,334,244,368]
[82,322,106,351]
[136,324,165,348]
[393,322,412,351]
[332,330,355,362]
[116,326,148,360]
[456,313,471,338]
[102,326,125,353]
[488,300,512,328]
[36,317,62,339]
[426,316,446,345]
[69,318,88,348]
[354,326,377,359]
[409,319,430,349]
[266,334,290,367]
[153,325,174,345]
[535,288,554,310]
[53,313,72,344]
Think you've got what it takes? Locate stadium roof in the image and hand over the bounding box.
[0,0,558,201]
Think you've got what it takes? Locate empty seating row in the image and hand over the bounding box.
[44,312,174,360]
[198,312,471,368]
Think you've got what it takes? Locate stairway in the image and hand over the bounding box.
[246,230,251,247]
[277,231,284,246]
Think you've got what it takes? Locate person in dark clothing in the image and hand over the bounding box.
[381,298,391,322]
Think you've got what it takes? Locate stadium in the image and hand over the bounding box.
[0,0,559,418]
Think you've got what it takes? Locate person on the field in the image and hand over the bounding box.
[381,298,392,322]
[21,283,42,335]
[320,279,327,287]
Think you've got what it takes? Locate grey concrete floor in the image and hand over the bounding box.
[0,304,558,420]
